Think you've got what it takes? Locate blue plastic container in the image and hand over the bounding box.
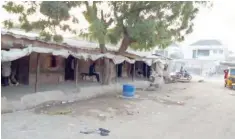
[122,84,135,97]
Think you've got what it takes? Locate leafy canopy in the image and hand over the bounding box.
[2,1,80,43]
[108,1,210,50]
[2,1,210,51]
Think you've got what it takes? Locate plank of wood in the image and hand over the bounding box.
[35,53,41,92]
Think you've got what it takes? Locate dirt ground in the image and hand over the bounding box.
[2,80,235,139]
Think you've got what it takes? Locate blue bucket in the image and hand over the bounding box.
[122,84,135,97]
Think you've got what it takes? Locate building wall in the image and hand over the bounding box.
[28,53,129,84]
[182,45,228,60]
[28,52,65,85]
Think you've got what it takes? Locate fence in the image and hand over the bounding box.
[169,59,227,76]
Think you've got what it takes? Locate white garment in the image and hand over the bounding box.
[71,59,75,70]
[2,61,11,77]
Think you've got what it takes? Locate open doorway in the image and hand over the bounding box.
[64,55,75,81]
[116,63,123,78]
[1,56,30,86]
[17,56,30,85]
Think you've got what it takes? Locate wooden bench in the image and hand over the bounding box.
[80,73,96,81]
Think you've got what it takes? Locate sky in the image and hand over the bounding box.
[182,0,235,51]
[1,0,235,52]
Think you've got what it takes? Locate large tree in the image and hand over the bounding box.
[106,1,210,53]
[2,1,210,50]
[80,1,114,84]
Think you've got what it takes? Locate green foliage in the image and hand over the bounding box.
[127,20,156,50]
[106,27,123,44]
[53,34,63,43]
[89,19,106,44]
[109,1,209,50]
[3,20,13,29]
[2,1,80,43]
[79,1,114,47]
[39,31,52,42]
[40,1,70,21]
[2,1,24,13]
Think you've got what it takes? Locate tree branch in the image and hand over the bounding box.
[84,1,89,9]
[106,18,114,26]
[101,10,104,21]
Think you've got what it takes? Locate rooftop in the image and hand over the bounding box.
[190,39,222,46]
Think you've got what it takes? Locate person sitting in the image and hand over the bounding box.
[89,62,100,82]
[180,66,184,73]
[180,66,186,77]
[2,61,11,87]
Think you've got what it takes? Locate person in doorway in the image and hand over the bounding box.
[10,60,19,86]
[2,61,11,87]
[89,62,100,82]
[147,65,151,78]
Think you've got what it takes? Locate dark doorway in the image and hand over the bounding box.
[130,63,134,77]
[64,56,75,81]
[116,63,123,77]
[17,56,30,85]
[1,56,30,86]
[142,63,151,78]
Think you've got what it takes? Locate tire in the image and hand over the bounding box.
[187,75,192,81]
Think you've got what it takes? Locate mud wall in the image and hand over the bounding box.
[29,52,65,85]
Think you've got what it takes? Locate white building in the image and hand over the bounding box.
[183,39,229,61]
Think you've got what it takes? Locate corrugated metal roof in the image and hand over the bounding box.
[1,28,156,58]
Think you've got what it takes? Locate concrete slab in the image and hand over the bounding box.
[1,80,149,113]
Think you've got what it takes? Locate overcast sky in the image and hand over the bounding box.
[182,0,235,51]
[1,0,235,51]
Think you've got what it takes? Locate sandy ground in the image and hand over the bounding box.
[2,80,235,139]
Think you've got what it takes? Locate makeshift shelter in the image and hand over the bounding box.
[1,29,167,92]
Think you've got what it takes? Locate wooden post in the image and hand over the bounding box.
[115,64,118,83]
[132,63,135,81]
[102,58,105,85]
[35,53,41,93]
[145,63,148,80]
[75,59,79,88]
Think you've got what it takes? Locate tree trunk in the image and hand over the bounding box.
[100,44,111,85]
[118,34,133,54]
